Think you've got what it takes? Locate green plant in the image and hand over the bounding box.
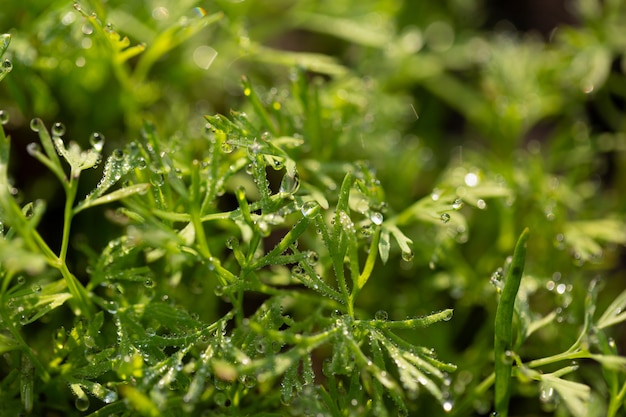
[1,1,626,416]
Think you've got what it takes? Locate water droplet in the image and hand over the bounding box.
[75,396,90,411]
[279,171,300,194]
[306,251,319,266]
[225,236,238,250]
[271,157,285,170]
[81,22,94,35]
[0,110,9,125]
[26,142,41,156]
[477,199,487,209]
[452,198,464,210]
[214,285,224,296]
[31,284,42,293]
[90,132,105,151]
[440,213,451,223]
[17,276,26,285]
[150,173,165,187]
[248,141,262,156]
[431,188,442,201]
[221,141,234,153]
[443,399,454,412]
[19,314,30,325]
[539,386,554,402]
[2,59,13,72]
[52,122,66,137]
[112,149,124,160]
[464,172,479,187]
[136,158,147,169]
[241,375,257,389]
[144,278,155,289]
[300,201,319,217]
[369,211,384,225]
[401,249,414,262]
[30,118,42,132]
[103,390,118,403]
[256,220,270,236]
[374,310,388,321]
[490,268,504,291]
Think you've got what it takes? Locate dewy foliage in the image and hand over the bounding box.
[1,0,626,416]
[0,70,456,416]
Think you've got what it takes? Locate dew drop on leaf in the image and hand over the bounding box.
[452,198,463,210]
[375,310,388,321]
[52,122,66,137]
[300,201,319,217]
[225,236,238,250]
[279,171,300,194]
[75,396,90,411]
[221,141,234,154]
[370,211,384,225]
[150,173,165,187]
[401,249,414,262]
[2,59,12,72]
[0,110,9,125]
[440,213,451,223]
[103,390,118,403]
[271,157,285,170]
[443,399,454,412]
[112,149,124,160]
[306,251,319,266]
[89,132,105,151]
[539,386,554,403]
[29,118,42,132]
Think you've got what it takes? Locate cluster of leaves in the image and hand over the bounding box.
[0,70,461,416]
[1,0,626,416]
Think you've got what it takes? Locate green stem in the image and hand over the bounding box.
[607,381,626,417]
[335,234,353,318]
[525,349,590,369]
[60,175,79,263]
[59,262,93,320]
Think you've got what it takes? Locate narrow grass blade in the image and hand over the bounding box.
[494,227,530,417]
